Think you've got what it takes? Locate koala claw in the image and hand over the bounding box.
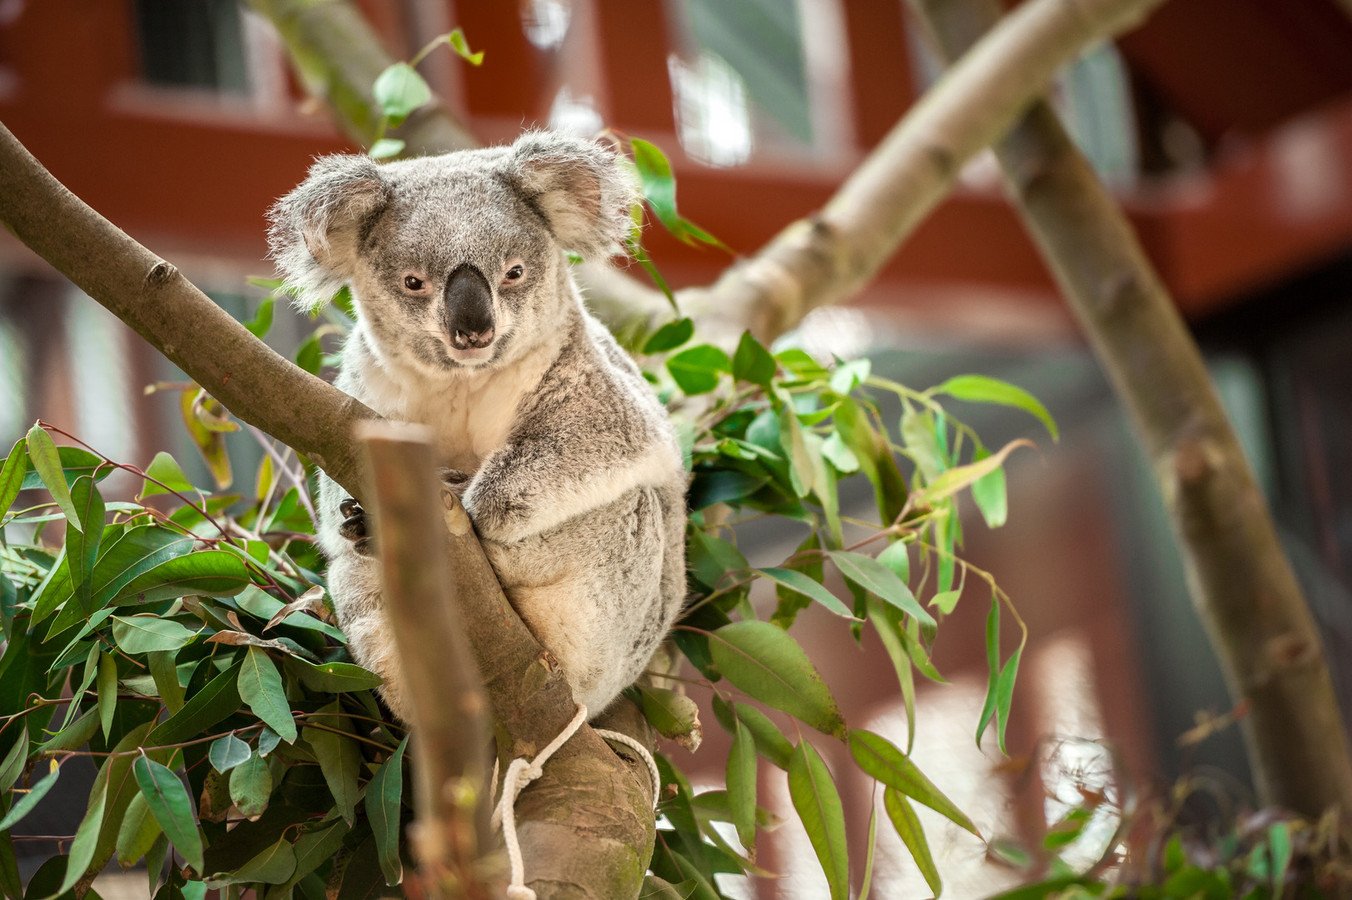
[338,498,375,557]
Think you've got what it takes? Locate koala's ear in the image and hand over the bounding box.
[267,155,391,311]
[508,132,639,260]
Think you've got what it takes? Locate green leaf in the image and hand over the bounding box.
[26,424,80,529]
[225,838,297,885]
[304,703,361,825]
[0,759,60,830]
[727,718,758,852]
[109,549,251,606]
[977,597,1001,748]
[275,819,348,894]
[778,403,815,498]
[732,332,776,387]
[372,62,432,122]
[115,792,161,867]
[245,296,275,339]
[883,788,941,897]
[238,647,296,743]
[708,621,844,738]
[208,734,251,773]
[133,756,204,873]
[0,725,27,793]
[667,344,730,395]
[147,650,186,714]
[38,707,100,754]
[111,616,197,654]
[140,452,196,499]
[635,686,702,747]
[65,476,105,612]
[59,779,108,894]
[630,139,727,250]
[930,590,961,616]
[830,551,935,630]
[878,541,909,584]
[446,27,484,65]
[365,736,408,886]
[368,138,405,160]
[936,374,1058,440]
[0,439,28,517]
[848,729,978,837]
[1269,822,1291,894]
[148,663,241,745]
[829,358,871,395]
[993,644,1023,754]
[96,651,118,740]
[642,317,694,354]
[287,659,383,693]
[228,753,272,819]
[687,529,748,590]
[820,432,859,474]
[916,439,1028,506]
[757,567,853,619]
[787,742,849,900]
[970,448,1008,528]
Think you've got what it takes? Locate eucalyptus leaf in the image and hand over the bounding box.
[228,754,272,820]
[787,742,849,900]
[848,729,978,837]
[883,788,942,897]
[0,760,60,831]
[365,736,408,886]
[936,374,1058,440]
[25,424,79,529]
[304,703,361,825]
[708,622,844,738]
[134,756,204,874]
[111,616,197,654]
[208,734,251,774]
[830,551,934,630]
[727,718,758,853]
[238,647,296,743]
[757,567,853,619]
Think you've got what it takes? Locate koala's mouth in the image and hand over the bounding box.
[419,330,510,371]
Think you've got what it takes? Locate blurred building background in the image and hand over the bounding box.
[1,0,1351,896]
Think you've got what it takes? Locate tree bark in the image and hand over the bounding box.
[358,422,494,897]
[910,0,1352,817]
[0,121,656,899]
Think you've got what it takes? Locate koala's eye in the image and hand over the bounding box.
[404,275,425,291]
[502,263,526,284]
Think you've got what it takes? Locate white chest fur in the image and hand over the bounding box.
[342,328,560,473]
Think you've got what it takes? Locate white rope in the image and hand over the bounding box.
[491,704,661,900]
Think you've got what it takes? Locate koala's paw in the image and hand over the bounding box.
[437,467,471,498]
[338,498,374,557]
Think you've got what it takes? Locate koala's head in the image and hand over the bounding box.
[268,132,637,373]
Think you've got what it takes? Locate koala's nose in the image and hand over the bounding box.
[442,263,496,350]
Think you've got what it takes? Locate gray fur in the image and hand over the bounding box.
[268,133,686,719]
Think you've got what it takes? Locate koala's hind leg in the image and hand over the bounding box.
[325,549,411,721]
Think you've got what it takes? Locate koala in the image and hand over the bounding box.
[268,133,688,720]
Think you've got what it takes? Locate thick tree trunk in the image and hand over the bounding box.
[910,0,1352,817]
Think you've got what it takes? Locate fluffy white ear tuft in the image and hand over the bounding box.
[267,155,391,312]
[508,132,639,260]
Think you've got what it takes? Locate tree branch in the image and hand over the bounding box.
[0,121,655,899]
[689,0,1167,344]
[358,422,493,896]
[909,0,1352,817]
